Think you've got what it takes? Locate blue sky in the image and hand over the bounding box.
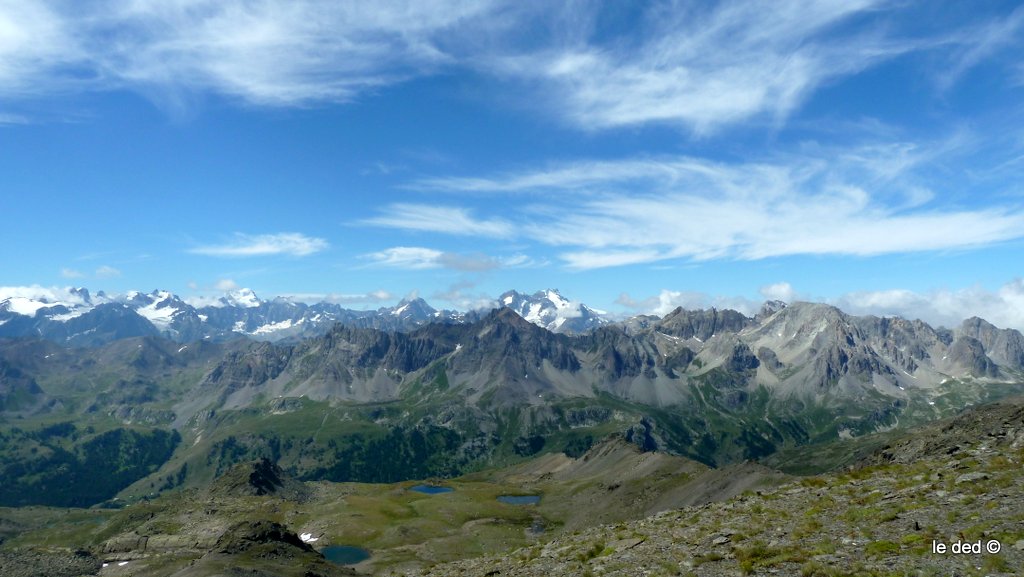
[3,1,1024,328]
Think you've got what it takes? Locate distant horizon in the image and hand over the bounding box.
[4,2,1024,331]
[3,282,1023,332]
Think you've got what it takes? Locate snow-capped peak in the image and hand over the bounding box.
[387,297,437,321]
[545,289,571,310]
[135,291,188,328]
[498,289,609,334]
[221,288,261,308]
[0,286,97,318]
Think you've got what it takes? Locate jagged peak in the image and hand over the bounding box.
[758,299,787,318]
[777,301,847,320]
[489,305,532,323]
[221,288,261,308]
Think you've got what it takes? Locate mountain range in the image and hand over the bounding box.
[2,285,1024,511]
[0,287,607,346]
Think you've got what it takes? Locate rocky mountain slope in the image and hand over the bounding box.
[415,397,1024,577]
[164,300,1024,473]
[0,437,787,577]
[2,398,1021,577]
[3,297,1024,508]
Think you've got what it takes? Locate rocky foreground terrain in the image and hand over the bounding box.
[0,399,1022,577]
[412,399,1024,577]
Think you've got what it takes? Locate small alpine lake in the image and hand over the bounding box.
[410,484,454,494]
[321,545,371,565]
[497,494,541,505]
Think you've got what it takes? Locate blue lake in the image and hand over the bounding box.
[321,545,370,565]
[497,495,541,505]
[410,484,454,494]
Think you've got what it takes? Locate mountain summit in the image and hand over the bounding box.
[498,288,609,334]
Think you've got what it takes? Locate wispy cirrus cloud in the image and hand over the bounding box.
[94,265,121,278]
[361,204,513,238]
[214,279,239,291]
[190,232,328,257]
[0,2,83,99]
[0,112,30,125]
[382,139,1024,270]
[2,1,1020,133]
[412,140,950,197]
[60,265,122,279]
[0,0,500,109]
[490,0,911,133]
[937,5,1024,92]
[361,246,534,271]
[363,247,445,270]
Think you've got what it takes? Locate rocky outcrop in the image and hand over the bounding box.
[655,307,750,341]
[0,360,46,413]
[583,327,657,379]
[947,336,999,377]
[413,399,1024,577]
[959,317,1024,370]
[862,396,1024,466]
[208,458,310,501]
[0,550,102,577]
[725,342,759,373]
[214,520,312,554]
[446,308,582,390]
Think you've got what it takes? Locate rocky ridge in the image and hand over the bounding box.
[412,398,1024,577]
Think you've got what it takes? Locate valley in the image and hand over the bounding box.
[1,398,1022,576]
[2,295,1023,575]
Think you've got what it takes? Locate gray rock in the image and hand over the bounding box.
[608,537,644,551]
[954,472,989,485]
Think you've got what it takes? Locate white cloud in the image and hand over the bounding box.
[0,1,83,99]
[95,265,121,278]
[362,204,513,238]
[490,0,915,133]
[190,232,328,257]
[616,280,1024,331]
[400,146,1024,269]
[363,246,444,270]
[432,280,498,311]
[937,5,1024,92]
[1,0,1017,136]
[436,252,499,272]
[361,246,530,271]
[834,279,1024,331]
[0,112,29,125]
[0,0,501,109]
[616,289,761,317]
[215,279,239,291]
[60,268,84,279]
[0,285,93,306]
[760,282,797,303]
[559,249,663,270]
